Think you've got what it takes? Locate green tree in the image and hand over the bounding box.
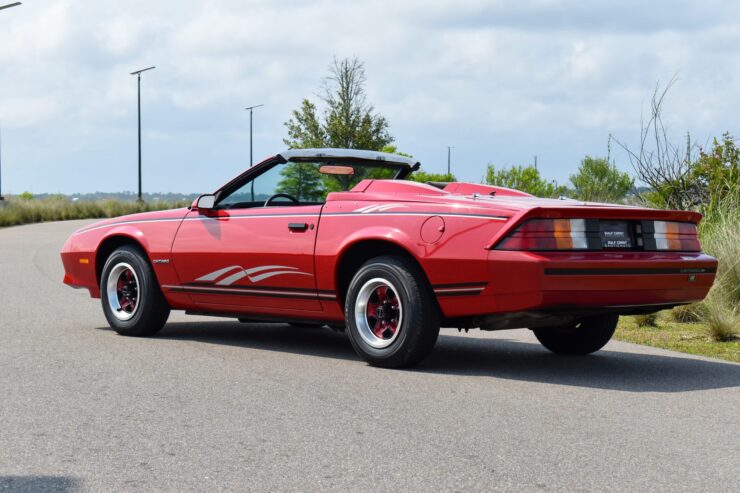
[380,145,413,159]
[408,171,456,183]
[569,156,634,203]
[693,132,740,212]
[284,57,394,198]
[284,57,393,151]
[276,163,325,201]
[283,100,326,149]
[485,164,565,197]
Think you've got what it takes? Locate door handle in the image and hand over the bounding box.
[288,222,308,232]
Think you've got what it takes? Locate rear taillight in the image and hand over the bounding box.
[496,219,596,251]
[496,218,701,252]
[641,221,700,252]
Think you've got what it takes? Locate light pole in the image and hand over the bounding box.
[447,146,454,176]
[245,104,263,202]
[0,2,21,201]
[130,66,155,202]
[0,3,22,12]
[245,104,264,166]
[0,124,4,201]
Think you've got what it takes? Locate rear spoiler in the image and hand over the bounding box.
[443,182,534,198]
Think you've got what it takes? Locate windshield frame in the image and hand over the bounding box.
[213,155,412,208]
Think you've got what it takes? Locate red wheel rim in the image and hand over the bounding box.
[354,278,404,349]
[365,285,400,340]
[116,268,138,314]
[106,262,140,321]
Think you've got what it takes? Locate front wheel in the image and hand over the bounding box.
[533,314,618,355]
[345,255,440,368]
[100,245,170,337]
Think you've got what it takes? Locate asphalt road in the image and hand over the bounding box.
[1,219,739,492]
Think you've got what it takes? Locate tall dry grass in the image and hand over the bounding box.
[0,196,189,228]
[697,194,740,340]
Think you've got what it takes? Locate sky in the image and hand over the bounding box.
[1,0,739,194]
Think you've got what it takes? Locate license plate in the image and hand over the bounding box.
[600,221,632,249]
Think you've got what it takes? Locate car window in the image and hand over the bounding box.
[217,161,400,209]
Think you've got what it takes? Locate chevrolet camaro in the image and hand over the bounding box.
[61,148,717,367]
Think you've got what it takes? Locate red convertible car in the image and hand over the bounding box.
[62,148,717,367]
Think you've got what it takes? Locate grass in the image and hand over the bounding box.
[0,196,189,228]
[615,312,740,363]
[671,303,702,323]
[633,312,658,327]
[702,297,739,341]
[700,195,740,307]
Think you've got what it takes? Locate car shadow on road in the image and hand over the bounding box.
[0,476,81,493]
[143,321,740,393]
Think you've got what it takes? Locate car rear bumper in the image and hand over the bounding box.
[437,250,717,320]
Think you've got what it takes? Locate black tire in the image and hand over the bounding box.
[533,314,618,355]
[100,245,170,337]
[344,255,440,368]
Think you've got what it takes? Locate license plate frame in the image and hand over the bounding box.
[600,220,633,249]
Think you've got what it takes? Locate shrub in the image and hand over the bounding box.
[699,195,740,307]
[484,164,568,198]
[694,194,740,340]
[671,304,702,323]
[634,313,658,327]
[569,156,634,203]
[703,296,739,341]
[0,196,189,228]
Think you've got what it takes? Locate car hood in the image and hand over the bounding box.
[73,207,191,234]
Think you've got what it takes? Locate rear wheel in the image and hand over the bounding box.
[101,245,170,337]
[533,314,618,355]
[345,255,440,368]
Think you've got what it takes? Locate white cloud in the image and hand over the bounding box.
[1,0,739,193]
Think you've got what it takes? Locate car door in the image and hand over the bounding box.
[170,205,322,312]
[170,162,324,312]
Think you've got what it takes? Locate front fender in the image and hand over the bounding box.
[61,213,186,298]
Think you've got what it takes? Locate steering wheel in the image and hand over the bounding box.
[264,193,300,207]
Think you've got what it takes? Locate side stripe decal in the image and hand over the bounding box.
[74,210,510,233]
[432,281,488,297]
[163,281,487,300]
[164,284,337,300]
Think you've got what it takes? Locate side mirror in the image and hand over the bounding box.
[193,194,216,211]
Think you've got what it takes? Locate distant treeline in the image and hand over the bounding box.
[28,191,201,202]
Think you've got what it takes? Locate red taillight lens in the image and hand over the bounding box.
[643,221,700,252]
[496,218,701,252]
[497,219,592,251]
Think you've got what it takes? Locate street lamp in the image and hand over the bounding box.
[0,3,22,12]
[245,104,263,202]
[244,104,264,167]
[0,2,22,201]
[130,66,155,202]
[0,124,4,201]
[447,146,454,176]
